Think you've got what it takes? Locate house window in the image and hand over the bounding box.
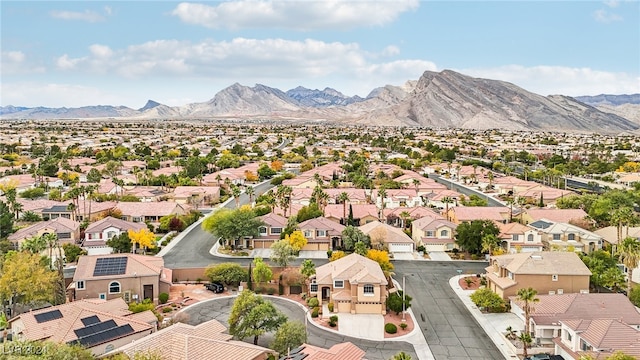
[58,232,71,239]
[568,233,575,241]
[99,293,106,300]
[259,227,267,236]
[107,231,117,239]
[271,227,282,235]
[552,274,558,281]
[363,284,374,295]
[304,230,312,238]
[76,280,85,290]
[132,217,142,222]
[553,234,561,241]
[109,281,121,294]
[425,231,435,237]
[512,234,518,241]
[527,234,534,242]
[334,280,344,288]
[310,283,318,293]
[440,230,449,237]
[316,230,326,237]
[566,332,572,341]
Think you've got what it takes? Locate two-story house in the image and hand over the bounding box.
[555,318,640,359]
[71,254,172,304]
[359,220,415,253]
[82,216,148,255]
[8,217,80,250]
[529,219,603,253]
[485,251,591,299]
[497,222,544,253]
[298,217,345,251]
[310,253,388,314]
[253,213,287,249]
[447,206,510,224]
[411,216,458,252]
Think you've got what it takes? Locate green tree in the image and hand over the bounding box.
[62,243,86,263]
[481,234,500,255]
[386,289,412,315]
[605,351,637,360]
[86,168,102,183]
[228,290,286,345]
[0,200,14,239]
[252,257,273,284]
[516,287,539,358]
[391,351,413,360]
[204,263,248,286]
[617,236,640,297]
[201,208,264,247]
[270,320,307,356]
[0,252,57,316]
[354,241,368,256]
[107,232,133,253]
[300,259,316,278]
[270,240,296,267]
[341,226,371,251]
[581,250,624,291]
[629,285,640,307]
[296,203,323,223]
[455,220,500,254]
[469,288,506,312]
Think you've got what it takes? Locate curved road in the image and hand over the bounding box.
[181,296,417,360]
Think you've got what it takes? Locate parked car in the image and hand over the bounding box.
[205,282,224,293]
[524,354,551,360]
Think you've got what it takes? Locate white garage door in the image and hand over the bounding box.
[389,243,413,253]
[424,244,445,252]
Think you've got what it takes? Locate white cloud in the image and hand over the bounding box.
[461,65,640,96]
[593,9,623,23]
[50,9,105,22]
[603,0,619,8]
[1,51,46,74]
[171,0,419,30]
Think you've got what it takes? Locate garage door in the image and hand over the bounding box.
[424,244,445,252]
[389,243,413,253]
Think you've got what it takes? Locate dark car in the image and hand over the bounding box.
[205,282,224,293]
[524,354,553,360]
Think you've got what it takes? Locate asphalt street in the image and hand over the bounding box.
[394,261,503,360]
[181,295,417,360]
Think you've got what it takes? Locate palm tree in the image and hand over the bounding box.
[245,186,255,206]
[276,185,293,217]
[377,187,387,219]
[487,171,494,188]
[399,211,411,229]
[43,233,58,269]
[516,287,539,358]
[231,185,242,208]
[618,236,640,297]
[337,192,350,223]
[313,173,323,188]
[412,179,420,194]
[442,196,453,221]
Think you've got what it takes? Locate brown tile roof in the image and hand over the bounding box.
[383,206,443,220]
[297,342,366,360]
[115,202,186,217]
[315,253,387,286]
[451,206,510,222]
[324,204,378,220]
[562,319,640,358]
[114,319,274,360]
[359,220,414,244]
[491,251,591,276]
[510,293,640,326]
[73,253,166,281]
[259,212,288,227]
[8,217,80,241]
[298,217,346,234]
[10,298,153,344]
[524,208,589,223]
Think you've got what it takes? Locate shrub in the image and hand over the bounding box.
[307,297,319,308]
[256,287,265,294]
[311,307,319,318]
[162,307,172,313]
[328,315,338,327]
[630,285,640,308]
[469,288,506,313]
[416,245,426,253]
[267,288,275,295]
[400,322,408,330]
[385,323,397,334]
[327,302,334,312]
[159,292,169,304]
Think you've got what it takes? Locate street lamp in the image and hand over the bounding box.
[402,275,406,322]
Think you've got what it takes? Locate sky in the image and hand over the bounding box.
[1,0,639,108]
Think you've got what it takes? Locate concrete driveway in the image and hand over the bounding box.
[251,248,271,258]
[333,312,384,340]
[428,252,451,261]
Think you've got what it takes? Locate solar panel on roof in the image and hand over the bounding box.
[74,319,117,338]
[74,324,134,347]
[80,315,100,326]
[289,346,305,355]
[34,309,63,323]
[93,257,128,276]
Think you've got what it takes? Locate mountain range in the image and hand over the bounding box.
[2,69,638,133]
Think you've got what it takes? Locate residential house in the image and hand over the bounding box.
[447,206,510,224]
[9,298,156,357]
[252,213,287,249]
[510,293,640,347]
[555,319,640,359]
[82,217,147,255]
[172,186,220,207]
[520,208,589,225]
[497,222,544,253]
[375,188,423,209]
[116,202,189,225]
[485,251,591,299]
[421,189,463,210]
[282,342,366,360]
[310,253,388,314]
[517,184,575,206]
[71,254,172,304]
[281,177,320,189]
[324,204,378,226]
[112,319,275,360]
[383,206,443,227]
[359,220,415,253]
[529,219,603,253]
[123,186,167,202]
[8,217,81,250]
[411,216,457,252]
[298,217,345,251]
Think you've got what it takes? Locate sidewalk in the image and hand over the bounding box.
[449,275,521,360]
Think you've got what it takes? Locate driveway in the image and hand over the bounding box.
[428,252,452,261]
[334,313,384,340]
[251,248,271,258]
